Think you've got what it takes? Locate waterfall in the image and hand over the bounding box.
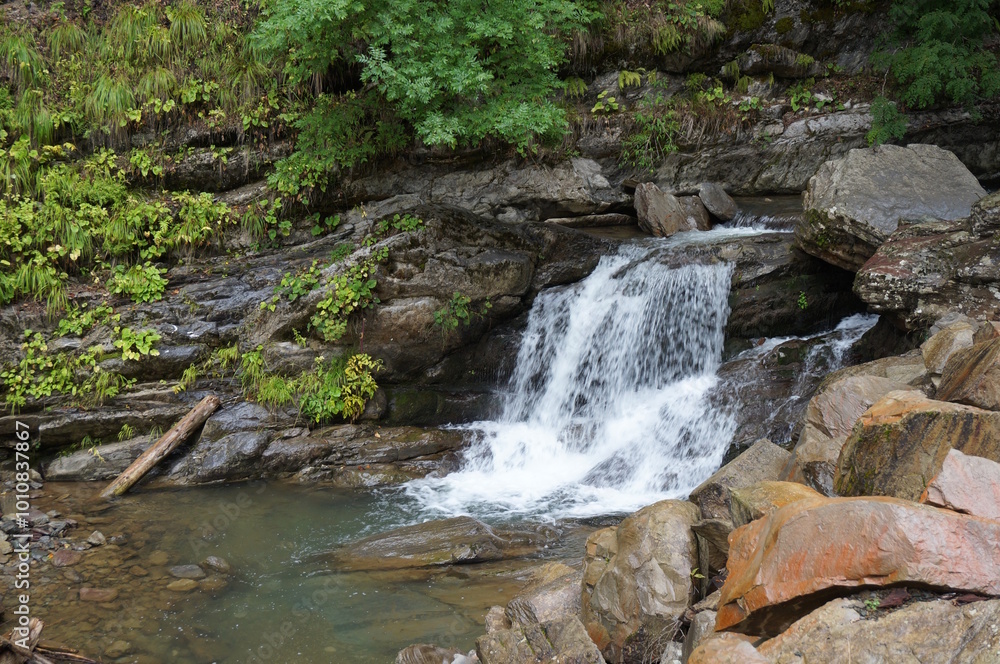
[406,247,737,519]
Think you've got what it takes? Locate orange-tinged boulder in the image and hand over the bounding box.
[834,390,1000,499]
[716,496,1000,636]
[687,633,766,664]
[921,448,1000,521]
[728,481,822,528]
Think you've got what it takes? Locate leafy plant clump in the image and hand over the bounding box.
[254,0,597,189]
[874,0,1000,110]
[239,347,383,423]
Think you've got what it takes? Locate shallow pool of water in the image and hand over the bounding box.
[22,482,592,663]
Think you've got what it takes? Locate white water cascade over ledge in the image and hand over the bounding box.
[406,245,738,519]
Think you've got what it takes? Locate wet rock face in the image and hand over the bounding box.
[716,496,1000,636]
[581,500,699,663]
[634,183,694,237]
[855,192,1000,330]
[797,144,986,272]
[834,390,1000,500]
[248,203,609,383]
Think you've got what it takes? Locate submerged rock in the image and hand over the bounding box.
[395,644,471,664]
[834,390,1000,500]
[320,516,554,571]
[716,496,1000,635]
[797,144,985,272]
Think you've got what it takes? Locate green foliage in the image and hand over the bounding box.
[434,292,472,330]
[236,346,383,424]
[867,96,908,146]
[297,354,383,423]
[565,76,588,98]
[118,423,136,441]
[310,252,384,342]
[113,326,161,361]
[592,90,619,114]
[797,291,808,310]
[57,302,117,337]
[107,262,168,303]
[173,363,199,394]
[864,597,881,611]
[874,0,1000,108]
[254,0,595,159]
[276,259,324,303]
[1,329,134,411]
[618,70,642,89]
[622,94,679,172]
[597,0,726,61]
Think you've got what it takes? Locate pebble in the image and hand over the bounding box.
[105,640,133,658]
[0,541,11,555]
[79,587,119,602]
[62,569,83,583]
[198,577,228,593]
[148,550,169,566]
[202,556,231,574]
[87,531,106,546]
[166,579,199,592]
[168,565,206,580]
[52,549,83,567]
[130,565,149,577]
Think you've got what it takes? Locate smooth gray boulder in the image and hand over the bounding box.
[698,183,738,221]
[798,144,986,272]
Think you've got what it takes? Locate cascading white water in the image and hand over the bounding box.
[406,247,737,519]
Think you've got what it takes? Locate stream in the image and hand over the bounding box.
[18,202,876,662]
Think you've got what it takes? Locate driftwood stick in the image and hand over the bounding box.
[99,395,220,499]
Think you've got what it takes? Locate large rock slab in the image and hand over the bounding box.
[855,192,1000,330]
[320,516,552,571]
[634,183,694,237]
[937,338,1000,411]
[921,448,1000,521]
[834,390,1000,500]
[757,596,1000,663]
[798,144,985,272]
[716,496,1000,635]
[921,320,977,375]
[581,500,699,662]
[782,374,913,495]
[477,617,606,664]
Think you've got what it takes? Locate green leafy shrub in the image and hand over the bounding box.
[867,96,908,145]
[254,0,595,163]
[874,0,1000,109]
[310,252,384,342]
[107,262,168,303]
[297,354,383,423]
[113,326,161,361]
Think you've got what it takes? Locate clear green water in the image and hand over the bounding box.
[29,481,590,663]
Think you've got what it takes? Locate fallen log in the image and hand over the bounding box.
[99,394,221,499]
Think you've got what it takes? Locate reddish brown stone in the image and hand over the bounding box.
[80,587,119,602]
[920,448,1000,521]
[51,549,82,567]
[716,496,1000,636]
